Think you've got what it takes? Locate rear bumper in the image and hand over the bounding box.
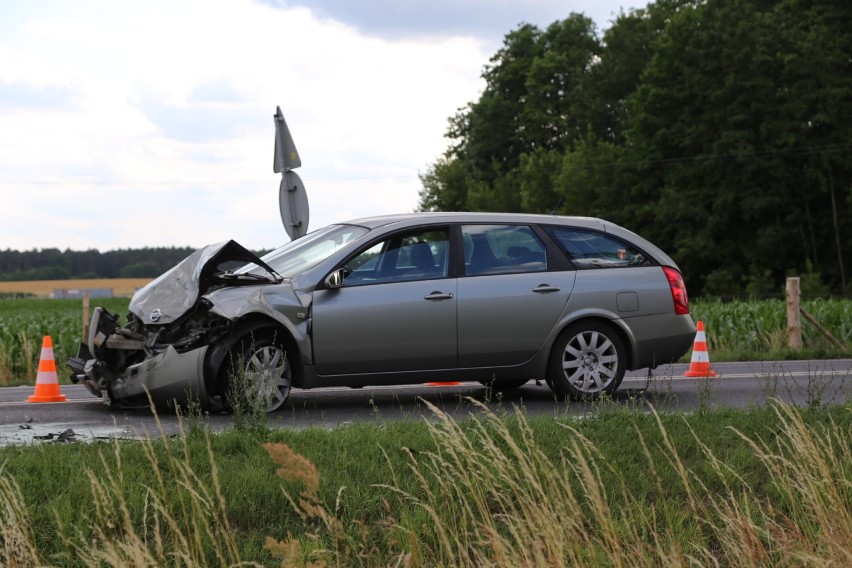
[625,313,696,369]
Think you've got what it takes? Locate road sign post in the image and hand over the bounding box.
[273,106,309,240]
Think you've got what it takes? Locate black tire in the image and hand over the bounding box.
[547,321,626,400]
[478,378,529,392]
[221,330,292,412]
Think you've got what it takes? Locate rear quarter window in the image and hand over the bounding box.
[546,227,653,269]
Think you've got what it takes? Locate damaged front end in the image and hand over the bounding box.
[67,302,231,409]
[67,240,280,410]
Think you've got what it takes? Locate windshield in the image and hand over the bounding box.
[239,224,368,278]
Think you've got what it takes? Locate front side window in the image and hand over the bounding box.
[462,225,547,276]
[343,228,449,286]
[547,227,651,269]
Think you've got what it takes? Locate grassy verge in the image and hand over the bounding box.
[0,400,849,566]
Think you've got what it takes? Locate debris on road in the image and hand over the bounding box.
[33,428,80,443]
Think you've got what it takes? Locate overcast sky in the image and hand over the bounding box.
[0,0,644,252]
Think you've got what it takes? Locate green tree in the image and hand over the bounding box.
[520,17,600,151]
[589,0,698,144]
[419,0,852,296]
[625,0,852,294]
[119,262,161,278]
[417,155,473,212]
[554,137,626,220]
[518,148,563,214]
[450,23,543,179]
[420,15,602,213]
[776,0,852,293]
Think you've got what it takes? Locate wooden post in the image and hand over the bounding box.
[82,291,90,344]
[786,277,802,349]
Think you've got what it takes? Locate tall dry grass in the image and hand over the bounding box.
[0,424,252,567]
[60,434,245,566]
[0,474,39,567]
[265,399,850,567]
[0,401,849,566]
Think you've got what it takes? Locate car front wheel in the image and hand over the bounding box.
[547,321,626,400]
[222,330,292,412]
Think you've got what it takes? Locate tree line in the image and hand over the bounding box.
[418,0,851,297]
[0,246,265,281]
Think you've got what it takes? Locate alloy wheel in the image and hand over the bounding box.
[242,344,291,412]
[561,329,620,394]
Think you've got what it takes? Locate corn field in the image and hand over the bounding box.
[693,297,852,354]
[0,298,130,384]
[0,297,849,385]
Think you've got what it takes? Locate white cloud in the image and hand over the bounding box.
[0,0,490,250]
[273,0,639,46]
[0,0,642,252]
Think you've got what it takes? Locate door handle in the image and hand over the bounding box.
[424,291,454,301]
[532,284,560,293]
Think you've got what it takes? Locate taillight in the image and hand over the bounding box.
[662,266,689,315]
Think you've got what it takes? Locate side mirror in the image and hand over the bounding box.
[324,268,345,289]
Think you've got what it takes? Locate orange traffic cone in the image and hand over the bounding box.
[683,321,717,377]
[27,336,67,403]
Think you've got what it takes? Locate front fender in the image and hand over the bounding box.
[205,286,311,361]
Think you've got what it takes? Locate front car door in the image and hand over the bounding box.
[312,226,457,375]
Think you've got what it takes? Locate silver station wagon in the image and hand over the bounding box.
[69,213,696,411]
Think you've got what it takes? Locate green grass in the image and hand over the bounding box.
[0,296,848,565]
[0,400,849,566]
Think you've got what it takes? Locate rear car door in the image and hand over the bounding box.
[457,224,575,368]
[312,226,457,375]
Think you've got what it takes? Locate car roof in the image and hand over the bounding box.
[333,212,679,270]
[342,211,608,230]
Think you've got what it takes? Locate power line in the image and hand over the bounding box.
[0,174,422,186]
[1,142,849,185]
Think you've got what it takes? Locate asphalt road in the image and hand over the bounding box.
[1,359,850,446]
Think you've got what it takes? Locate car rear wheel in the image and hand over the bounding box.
[547,321,626,400]
[223,331,292,412]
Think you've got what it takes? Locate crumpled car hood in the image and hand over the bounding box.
[129,240,277,325]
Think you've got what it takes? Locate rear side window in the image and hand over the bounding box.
[462,225,547,276]
[547,227,651,269]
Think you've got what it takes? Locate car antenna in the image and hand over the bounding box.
[549,198,563,215]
